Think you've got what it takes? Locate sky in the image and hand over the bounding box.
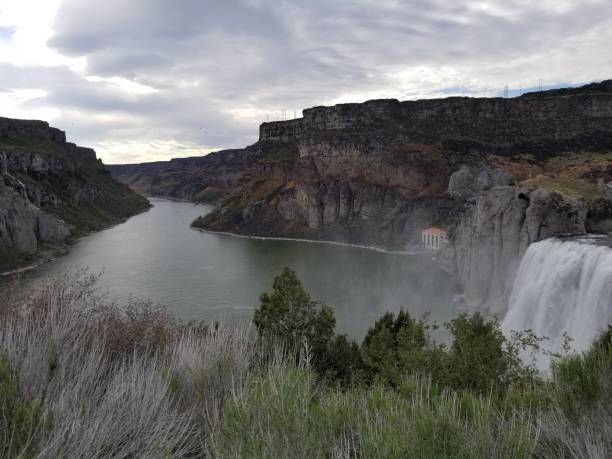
[0,0,611,164]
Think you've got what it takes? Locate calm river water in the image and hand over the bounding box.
[26,198,460,339]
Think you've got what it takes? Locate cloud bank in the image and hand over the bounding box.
[1,0,611,163]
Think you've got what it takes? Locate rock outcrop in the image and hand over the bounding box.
[447,165,514,199]
[441,186,588,313]
[0,116,150,272]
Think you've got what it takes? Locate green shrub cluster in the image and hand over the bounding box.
[253,267,539,395]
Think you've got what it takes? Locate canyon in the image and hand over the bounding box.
[110,80,612,310]
[0,117,150,273]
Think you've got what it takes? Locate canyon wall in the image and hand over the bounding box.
[108,146,262,202]
[0,116,150,272]
[111,81,612,310]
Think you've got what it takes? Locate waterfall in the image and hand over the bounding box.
[502,236,612,370]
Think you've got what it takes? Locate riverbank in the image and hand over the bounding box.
[0,258,51,278]
[192,227,427,255]
[0,203,152,277]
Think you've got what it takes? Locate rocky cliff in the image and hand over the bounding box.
[108,146,262,202]
[441,185,590,313]
[0,117,150,272]
[198,82,612,239]
[112,81,612,310]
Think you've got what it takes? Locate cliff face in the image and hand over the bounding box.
[108,146,262,202]
[441,186,589,313]
[0,117,150,272]
[197,82,612,245]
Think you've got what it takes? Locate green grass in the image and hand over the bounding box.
[0,137,66,154]
[0,249,36,273]
[214,366,537,458]
[520,176,604,201]
[0,356,43,457]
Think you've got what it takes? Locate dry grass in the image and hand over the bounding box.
[1,272,611,458]
[0,271,257,458]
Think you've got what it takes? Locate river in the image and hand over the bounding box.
[25,198,461,339]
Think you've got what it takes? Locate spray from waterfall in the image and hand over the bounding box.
[502,236,612,371]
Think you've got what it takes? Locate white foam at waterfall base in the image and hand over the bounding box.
[502,237,612,372]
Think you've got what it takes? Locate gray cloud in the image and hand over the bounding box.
[3,0,612,163]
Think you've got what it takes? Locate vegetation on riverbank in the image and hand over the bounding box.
[0,270,610,457]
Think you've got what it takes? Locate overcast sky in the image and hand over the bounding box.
[1,0,611,164]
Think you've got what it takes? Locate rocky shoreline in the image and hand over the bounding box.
[192,226,427,255]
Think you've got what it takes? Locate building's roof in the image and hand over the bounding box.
[422,227,447,234]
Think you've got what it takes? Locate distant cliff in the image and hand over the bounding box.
[111,80,612,310]
[0,117,150,272]
[108,147,262,202]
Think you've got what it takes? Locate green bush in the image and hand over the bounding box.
[359,309,536,394]
[253,267,363,384]
[361,310,445,386]
[255,269,540,394]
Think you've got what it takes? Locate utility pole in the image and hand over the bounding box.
[503,84,509,98]
[539,78,543,92]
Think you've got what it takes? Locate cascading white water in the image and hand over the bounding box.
[502,236,612,370]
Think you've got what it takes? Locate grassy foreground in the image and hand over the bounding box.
[0,272,611,458]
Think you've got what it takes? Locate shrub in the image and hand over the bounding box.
[1,270,611,457]
[361,310,443,386]
[0,272,256,457]
[253,267,362,384]
[360,310,539,395]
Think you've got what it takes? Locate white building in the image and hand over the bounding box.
[421,227,448,251]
